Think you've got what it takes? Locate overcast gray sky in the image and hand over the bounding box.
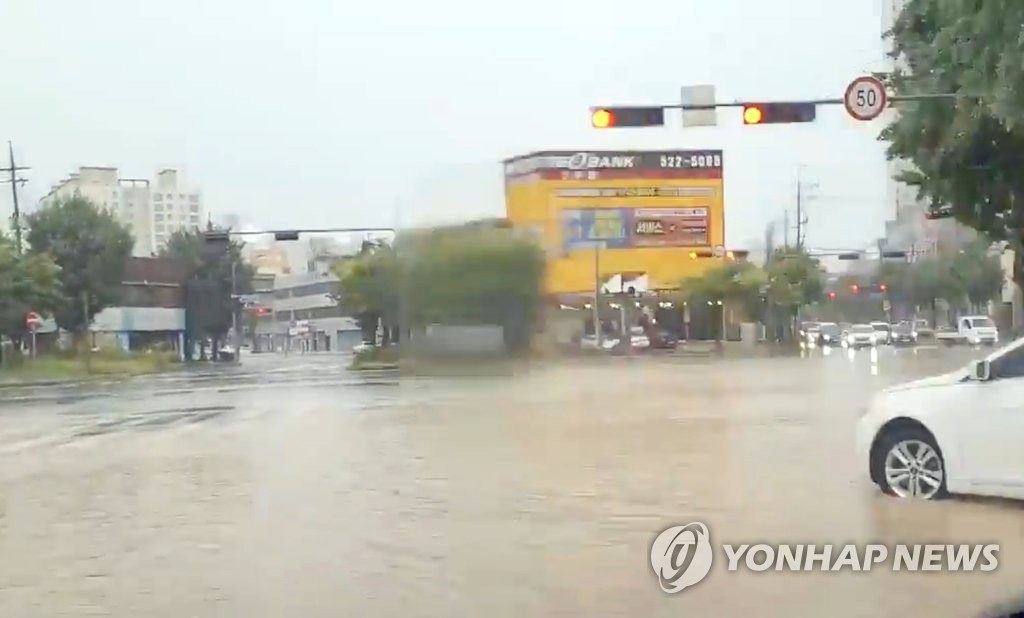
[0,0,892,250]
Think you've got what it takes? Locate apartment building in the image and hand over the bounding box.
[39,166,204,257]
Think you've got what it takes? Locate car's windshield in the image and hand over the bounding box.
[6,1,1022,614]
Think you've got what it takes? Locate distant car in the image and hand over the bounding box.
[804,323,822,345]
[890,321,918,346]
[649,328,678,349]
[913,319,935,340]
[845,324,877,348]
[816,322,841,346]
[799,321,819,339]
[960,315,999,346]
[870,321,892,345]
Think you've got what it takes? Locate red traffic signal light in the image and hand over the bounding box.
[880,283,888,292]
[827,291,837,300]
[742,102,817,125]
[590,106,665,128]
[850,284,860,294]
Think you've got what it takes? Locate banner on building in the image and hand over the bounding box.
[630,208,709,247]
[561,208,631,251]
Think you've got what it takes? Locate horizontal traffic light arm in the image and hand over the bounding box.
[203,227,396,242]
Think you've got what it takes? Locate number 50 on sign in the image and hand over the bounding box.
[844,76,888,121]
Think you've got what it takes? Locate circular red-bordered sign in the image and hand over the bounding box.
[844,76,888,121]
[25,311,43,331]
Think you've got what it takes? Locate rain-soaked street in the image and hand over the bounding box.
[1,346,1022,617]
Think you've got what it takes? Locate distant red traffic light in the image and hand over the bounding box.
[828,291,837,300]
[850,284,860,294]
[880,283,888,292]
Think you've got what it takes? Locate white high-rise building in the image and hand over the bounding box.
[39,166,204,257]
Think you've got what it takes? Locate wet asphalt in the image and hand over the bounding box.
[0,345,1021,617]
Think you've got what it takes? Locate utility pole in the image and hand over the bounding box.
[592,245,603,348]
[0,141,30,254]
[783,209,790,249]
[794,167,815,251]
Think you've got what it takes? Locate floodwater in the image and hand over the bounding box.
[0,347,1022,617]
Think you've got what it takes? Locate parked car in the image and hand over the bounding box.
[857,335,1024,500]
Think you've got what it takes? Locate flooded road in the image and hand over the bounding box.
[1,347,1022,617]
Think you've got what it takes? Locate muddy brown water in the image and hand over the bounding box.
[0,347,1021,617]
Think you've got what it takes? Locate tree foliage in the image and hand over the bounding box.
[765,248,824,310]
[333,224,546,351]
[333,241,400,344]
[160,226,253,356]
[0,234,63,356]
[25,196,134,334]
[884,0,1024,279]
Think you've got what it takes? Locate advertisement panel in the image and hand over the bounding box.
[630,208,709,247]
[561,208,631,251]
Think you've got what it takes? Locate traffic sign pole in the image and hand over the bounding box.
[25,311,42,358]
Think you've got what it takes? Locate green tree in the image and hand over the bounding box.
[679,261,766,341]
[884,0,1024,283]
[0,234,63,363]
[404,226,546,351]
[25,196,134,342]
[333,241,400,345]
[161,226,253,360]
[334,224,546,352]
[952,240,1004,312]
[763,249,824,341]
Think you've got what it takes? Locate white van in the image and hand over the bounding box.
[958,315,999,345]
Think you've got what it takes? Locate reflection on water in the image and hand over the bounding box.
[0,350,1020,617]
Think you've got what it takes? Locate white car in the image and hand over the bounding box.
[869,321,891,345]
[857,336,1024,500]
[844,324,877,348]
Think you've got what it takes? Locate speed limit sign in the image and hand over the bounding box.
[844,76,888,121]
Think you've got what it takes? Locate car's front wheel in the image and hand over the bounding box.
[875,429,947,500]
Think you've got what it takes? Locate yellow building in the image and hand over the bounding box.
[504,150,726,296]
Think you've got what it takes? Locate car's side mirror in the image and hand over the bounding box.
[971,359,992,382]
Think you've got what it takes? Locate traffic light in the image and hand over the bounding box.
[590,106,665,128]
[828,291,837,301]
[837,253,861,260]
[880,283,888,293]
[274,230,300,241]
[203,230,230,244]
[742,103,816,125]
[850,284,860,294]
[688,250,714,259]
